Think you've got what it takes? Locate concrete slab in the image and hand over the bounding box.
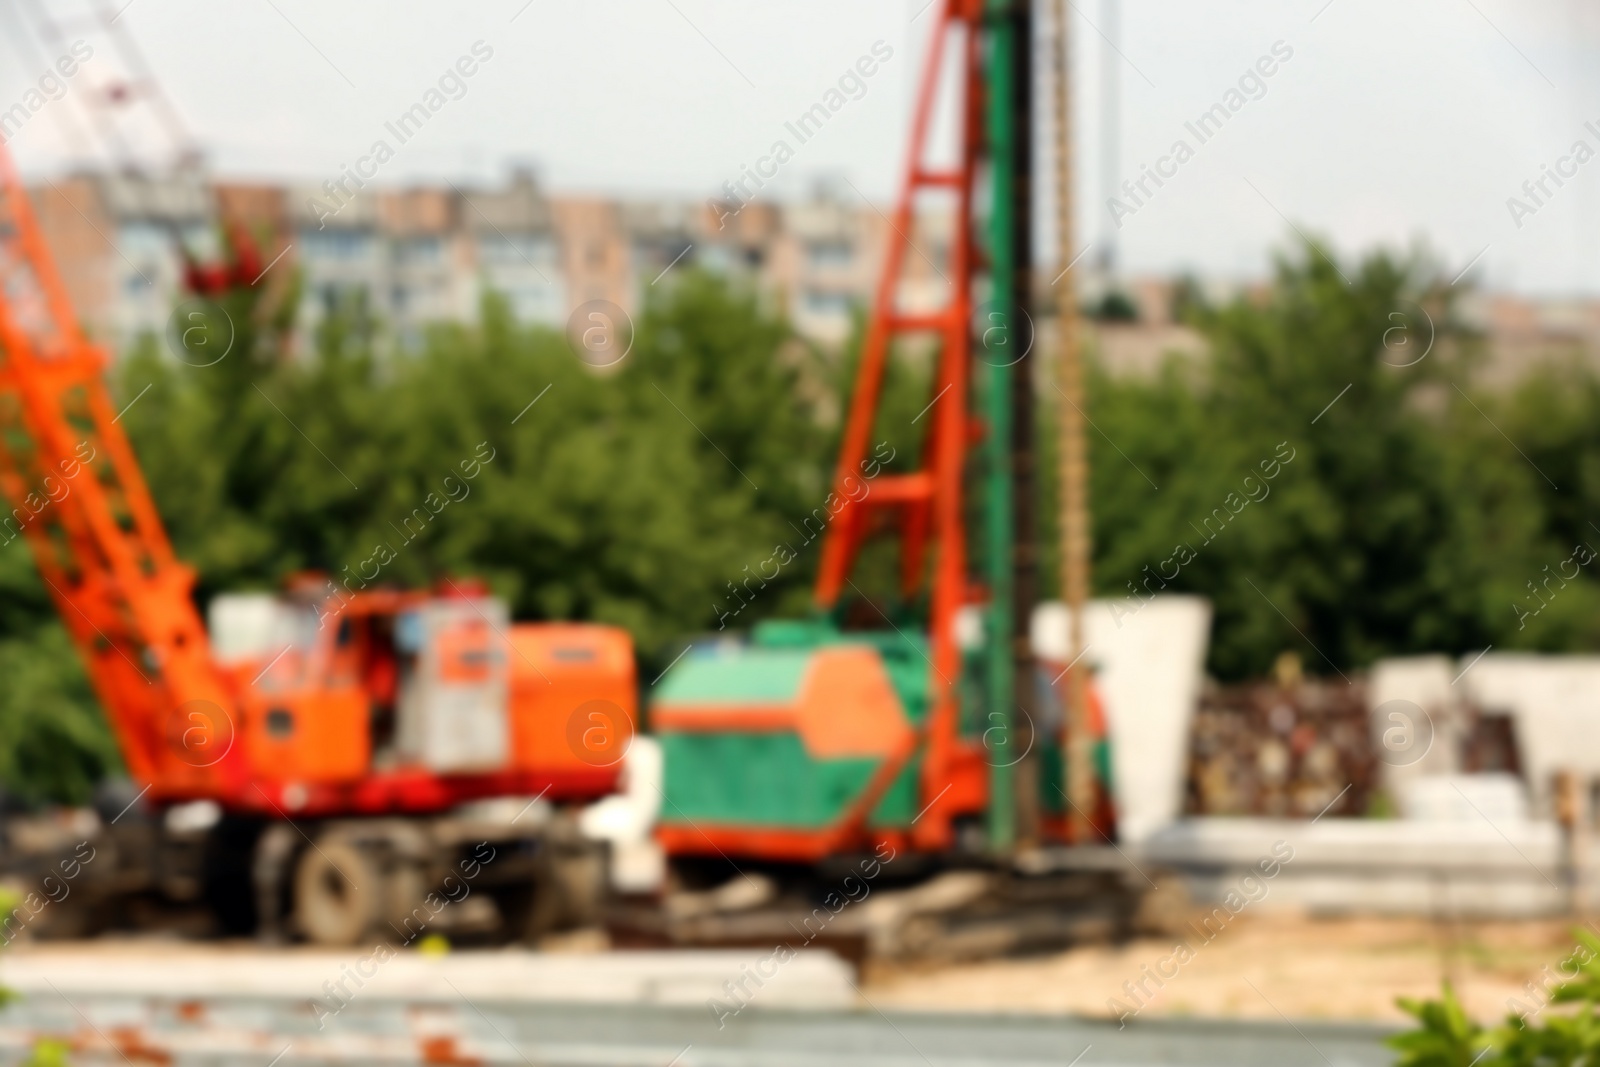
[0,944,855,1010]
[1140,816,1589,918]
[1033,596,1212,842]
[1460,653,1600,816]
[1370,655,1467,800]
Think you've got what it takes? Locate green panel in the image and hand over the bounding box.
[659,731,879,829]
[867,632,932,728]
[655,648,809,704]
[868,757,921,827]
[659,632,934,833]
[1038,738,1114,815]
[751,618,839,648]
[661,730,925,831]
[656,631,929,719]
[1039,739,1064,814]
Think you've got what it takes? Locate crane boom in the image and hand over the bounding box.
[0,144,241,802]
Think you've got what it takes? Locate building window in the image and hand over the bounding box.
[511,285,563,325]
[319,282,369,314]
[302,230,371,261]
[803,289,853,318]
[397,236,442,265]
[634,239,696,277]
[696,245,731,274]
[807,240,853,270]
[478,234,556,267]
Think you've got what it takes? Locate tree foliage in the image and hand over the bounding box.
[120,272,836,656]
[1083,240,1600,678]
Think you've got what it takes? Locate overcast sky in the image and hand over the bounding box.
[1,0,1596,295]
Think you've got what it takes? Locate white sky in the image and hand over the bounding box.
[1,0,1596,295]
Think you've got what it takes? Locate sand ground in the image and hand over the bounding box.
[862,914,1593,1025]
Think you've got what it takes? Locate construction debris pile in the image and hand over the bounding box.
[1184,667,1376,819]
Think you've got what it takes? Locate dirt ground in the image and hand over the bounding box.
[862,913,1594,1025]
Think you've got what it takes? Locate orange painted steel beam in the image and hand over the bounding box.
[0,145,246,805]
[806,0,990,858]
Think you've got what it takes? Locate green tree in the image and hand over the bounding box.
[0,537,118,805]
[1084,239,1580,677]
[122,270,841,664]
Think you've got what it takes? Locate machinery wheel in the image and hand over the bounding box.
[383,859,428,937]
[553,845,607,929]
[495,842,606,942]
[527,850,572,937]
[293,839,380,946]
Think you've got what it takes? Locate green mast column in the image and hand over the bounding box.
[984,0,1032,852]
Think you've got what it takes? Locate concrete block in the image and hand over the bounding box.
[1033,595,1212,843]
[1460,654,1600,817]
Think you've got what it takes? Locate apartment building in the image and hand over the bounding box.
[33,168,1600,389]
[31,170,216,349]
[27,169,902,359]
[772,193,883,344]
[460,170,566,327]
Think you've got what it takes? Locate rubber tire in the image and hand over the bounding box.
[293,840,379,946]
[383,860,428,936]
[492,854,565,945]
[499,844,606,942]
[554,846,607,929]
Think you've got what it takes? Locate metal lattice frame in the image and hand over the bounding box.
[813,0,988,853]
[0,148,242,801]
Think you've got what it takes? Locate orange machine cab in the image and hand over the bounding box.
[217,590,636,798]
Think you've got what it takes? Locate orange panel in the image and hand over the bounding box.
[244,688,369,783]
[795,646,912,759]
[508,623,636,776]
[651,704,795,733]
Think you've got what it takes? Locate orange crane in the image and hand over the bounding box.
[0,142,637,944]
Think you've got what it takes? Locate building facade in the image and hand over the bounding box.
[28,170,903,360]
